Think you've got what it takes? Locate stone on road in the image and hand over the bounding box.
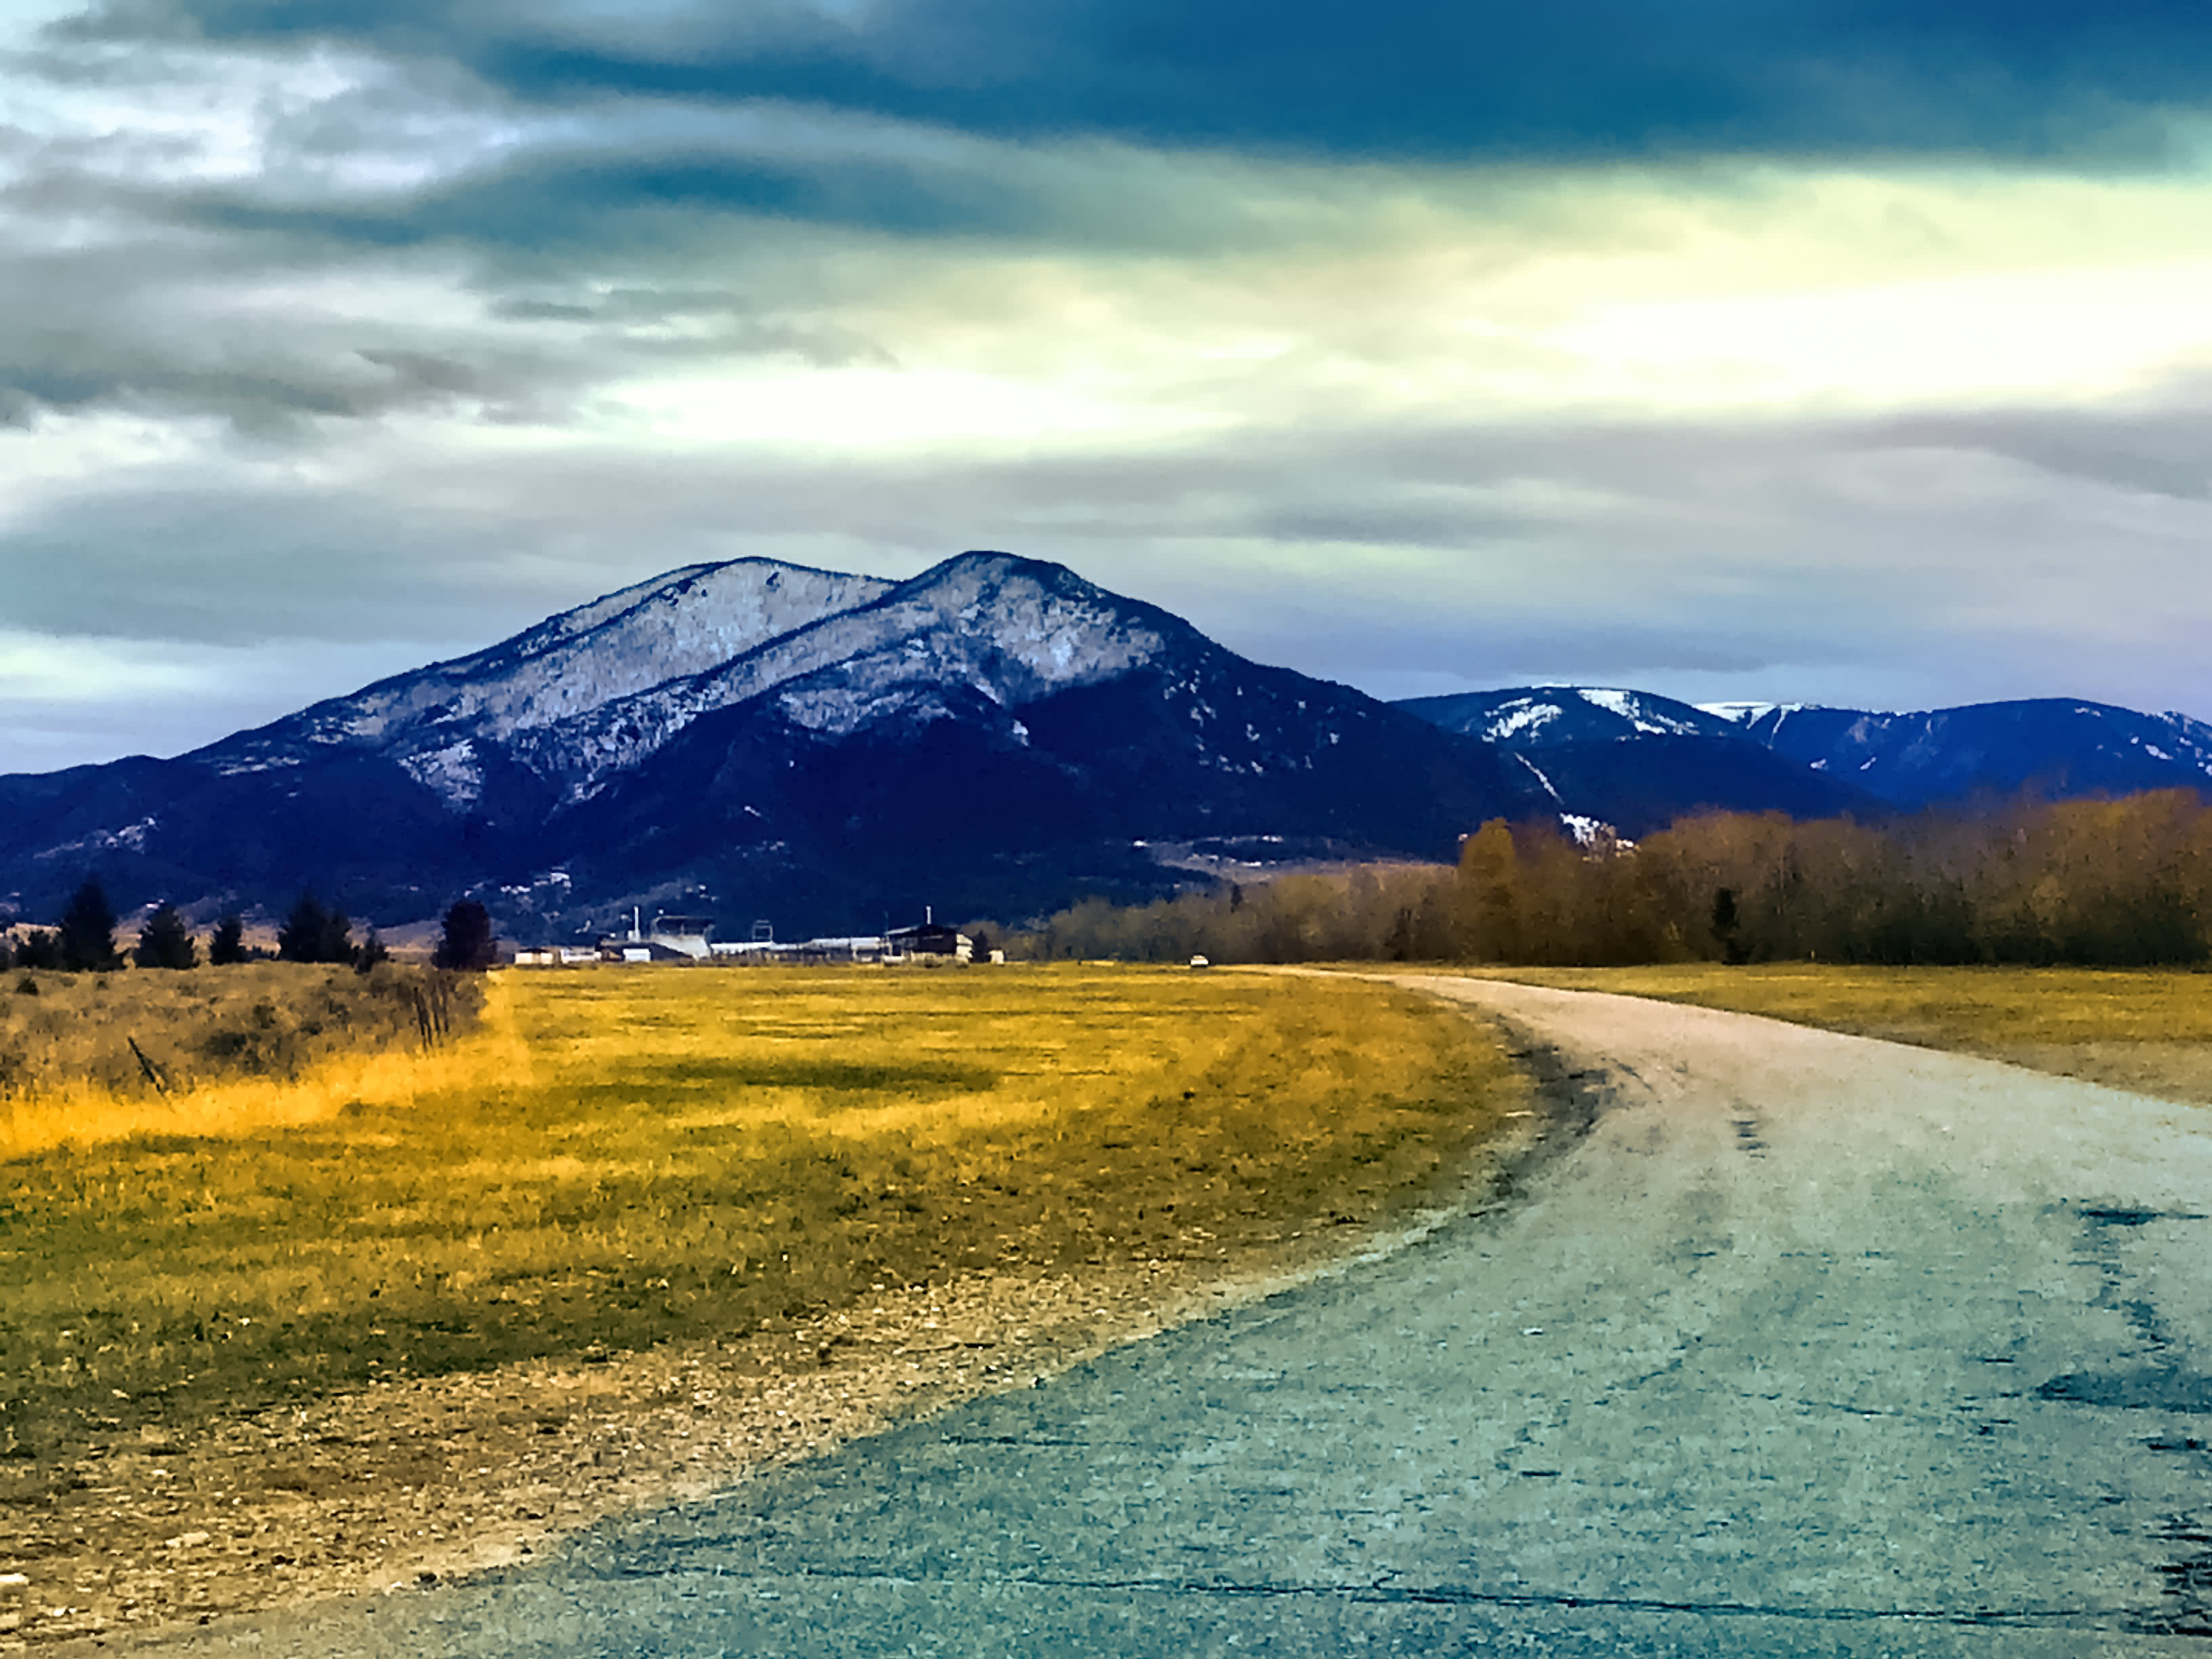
[84,977,2212,1656]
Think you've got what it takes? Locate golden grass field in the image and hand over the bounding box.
[0,964,482,1157]
[0,963,1525,1513]
[1460,962,2212,1105]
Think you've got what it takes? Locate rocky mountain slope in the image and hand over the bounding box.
[0,554,1537,934]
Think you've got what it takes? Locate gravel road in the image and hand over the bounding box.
[68,975,2212,1656]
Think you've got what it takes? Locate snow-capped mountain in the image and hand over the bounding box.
[0,553,1533,930]
[18,560,2206,936]
[1397,684,2212,823]
[1393,686,1882,832]
[1396,686,1748,747]
[1727,699,2212,807]
[199,560,897,800]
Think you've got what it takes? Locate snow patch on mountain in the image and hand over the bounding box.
[1576,689,1711,736]
[1514,752,1563,802]
[1698,701,1789,724]
[1558,813,1611,846]
[1481,700,1563,742]
[398,739,485,809]
[199,560,895,771]
[525,554,1172,794]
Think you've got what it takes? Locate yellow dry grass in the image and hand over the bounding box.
[1463,962,2212,1104]
[0,964,490,1158]
[1,962,1524,1513]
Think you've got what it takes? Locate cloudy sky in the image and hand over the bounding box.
[7,0,2212,774]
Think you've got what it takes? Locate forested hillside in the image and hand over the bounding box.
[1028,791,2212,968]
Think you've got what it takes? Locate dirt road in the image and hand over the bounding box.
[63,975,2212,1655]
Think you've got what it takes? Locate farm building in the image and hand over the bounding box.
[886,922,972,961]
[647,914,712,959]
[716,935,890,964]
[585,907,714,962]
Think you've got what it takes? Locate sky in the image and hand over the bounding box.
[7,0,2212,774]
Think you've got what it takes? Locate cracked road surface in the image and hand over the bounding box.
[75,976,2212,1656]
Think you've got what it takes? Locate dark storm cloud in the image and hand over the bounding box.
[0,205,889,433]
[54,0,2212,165]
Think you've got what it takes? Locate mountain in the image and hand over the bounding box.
[1395,687,1884,834]
[1713,699,2212,808]
[0,554,1538,935]
[26,560,2200,941]
[1397,686,1748,747]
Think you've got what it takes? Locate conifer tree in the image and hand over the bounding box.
[134,903,198,970]
[277,893,326,962]
[58,878,123,972]
[277,893,356,964]
[208,914,247,965]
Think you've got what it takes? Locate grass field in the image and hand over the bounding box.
[1460,963,2212,1105]
[0,963,1523,1507]
[0,964,482,1158]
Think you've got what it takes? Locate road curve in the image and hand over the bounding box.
[75,975,2212,1656]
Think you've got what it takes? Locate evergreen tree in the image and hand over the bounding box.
[0,933,12,973]
[208,914,247,965]
[277,893,326,962]
[14,930,62,970]
[134,903,198,970]
[433,899,497,971]
[58,878,123,972]
[319,905,359,966]
[277,893,356,964]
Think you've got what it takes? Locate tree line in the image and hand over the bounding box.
[1025,790,2212,968]
[1,882,501,974]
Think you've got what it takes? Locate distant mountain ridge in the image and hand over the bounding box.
[8,557,2207,939]
[1717,699,2212,806]
[1397,686,1746,747]
[1393,686,1885,828]
[1393,685,2212,813]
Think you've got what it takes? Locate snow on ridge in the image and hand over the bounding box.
[520,562,1171,792]
[1483,701,1563,742]
[1577,687,1704,737]
[1699,701,1786,724]
[214,562,899,766]
[1576,688,1639,718]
